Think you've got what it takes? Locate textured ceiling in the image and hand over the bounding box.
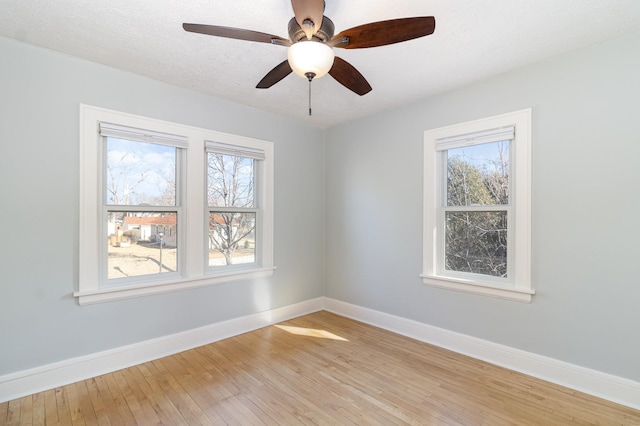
[2,1,640,128]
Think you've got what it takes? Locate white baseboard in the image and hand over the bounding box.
[0,298,324,403]
[3,296,639,411]
[322,297,640,410]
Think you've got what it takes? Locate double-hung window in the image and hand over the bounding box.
[77,105,274,305]
[101,123,186,283]
[422,109,533,302]
[206,142,263,270]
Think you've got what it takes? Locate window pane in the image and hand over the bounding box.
[207,153,254,208]
[106,137,177,206]
[445,211,507,277]
[107,211,178,279]
[208,212,256,267]
[447,141,509,207]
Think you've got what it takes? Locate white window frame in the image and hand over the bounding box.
[422,109,534,303]
[98,122,189,290]
[205,142,264,273]
[76,105,274,305]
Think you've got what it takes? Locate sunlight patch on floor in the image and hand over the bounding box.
[275,325,349,341]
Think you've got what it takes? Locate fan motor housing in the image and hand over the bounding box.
[288,16,335,42]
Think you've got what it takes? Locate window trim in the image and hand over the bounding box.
[421,109,533,303]
[76,105,274,305]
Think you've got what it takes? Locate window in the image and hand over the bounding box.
[206,142,263,270]
[101,123,186,283]
[77,105,274,305]
[422,109,533,302]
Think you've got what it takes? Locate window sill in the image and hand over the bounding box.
[75,267,276,305]
[421,274,534,303]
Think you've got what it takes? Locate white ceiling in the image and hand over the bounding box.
[2,1,640,128]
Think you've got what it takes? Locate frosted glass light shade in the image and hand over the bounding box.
[287,41,335,79]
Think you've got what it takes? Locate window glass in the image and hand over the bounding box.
[107,212,178,279]
[208,212,256,266]
[207,152,257,268]
[446,141,509,207]
[445,211,507,277]
[207,153,254,208]
[106,138,177,206]
[443,140,510,279]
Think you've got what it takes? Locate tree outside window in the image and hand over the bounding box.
[444,141,509,278]
[207,152,257,267]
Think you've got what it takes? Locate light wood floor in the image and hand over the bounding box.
[2,311,639,425]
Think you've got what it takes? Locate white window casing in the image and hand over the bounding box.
[77,105,275,305]
[422,109,534,302]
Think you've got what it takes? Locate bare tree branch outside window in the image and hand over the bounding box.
[207,153,256,266]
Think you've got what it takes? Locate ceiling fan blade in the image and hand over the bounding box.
[256,60,293,89]
[290,0,325,36]
[329,57,372,96]
[183,23,290,45]
[333,17,435,49]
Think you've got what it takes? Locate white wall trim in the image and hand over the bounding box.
[0,298,323,403]
[322,297,640,410]
[3,296,639,411]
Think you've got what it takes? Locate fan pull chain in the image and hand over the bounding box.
[305,72,316,116]
[309,78,312,116]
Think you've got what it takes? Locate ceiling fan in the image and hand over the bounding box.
[183,0,436,98]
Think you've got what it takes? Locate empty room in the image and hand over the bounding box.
[1,0,640,424]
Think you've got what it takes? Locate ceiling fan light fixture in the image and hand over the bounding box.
[287,41,335,79]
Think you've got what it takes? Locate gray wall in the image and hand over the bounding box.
[2,29,640,384]
[0,37,325,375]
[325,31,640,381]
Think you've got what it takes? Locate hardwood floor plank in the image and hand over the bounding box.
[54,387,73,425]
[3,311,640,425]
[42,389,59,426]
[127,364,180,424]
[30,392,45,426]
[16,396,33,426]
[84,378,112,426]
[72,381,98,426]
[106,370,144,425]
[65,381,86,425]
[0,401,8,426]
[174,349,242,423]
[92,375,128,425]
[147,357,212,425]
[4,399,19,426]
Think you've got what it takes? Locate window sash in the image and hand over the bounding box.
[102,209,182,285]
[437,205,512,282]
[441,139,512,210]
[206,153,258,209]
[437,143,513,282]
[103,137,184,208]
[207,210,259,269]
[101,132,186,286]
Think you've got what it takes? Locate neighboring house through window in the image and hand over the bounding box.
[77,105,274,305]
[422,109,533,302]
